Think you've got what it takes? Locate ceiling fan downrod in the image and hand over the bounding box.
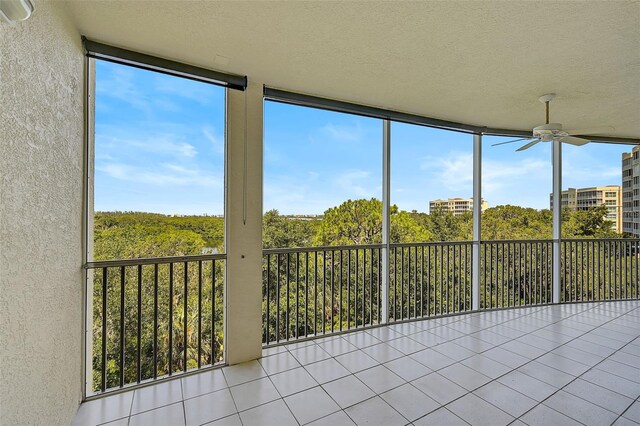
[545,101,549,124]
[539,93,556,125]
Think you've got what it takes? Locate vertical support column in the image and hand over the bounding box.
[83,56,96,398]
[472,133,482,311]
[552,140,562,303]
[381,120,391,323]
[225,82,263,364]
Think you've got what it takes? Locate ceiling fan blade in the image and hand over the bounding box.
[492,137,535,147]
[561,136,590,146]
[565,126,614,136]
[516,140,540,152]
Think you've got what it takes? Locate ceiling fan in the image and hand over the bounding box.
[492,94,614,151]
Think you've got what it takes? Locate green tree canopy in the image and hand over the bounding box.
[262,209,318,249]
[314,198,432,245]
[315,198,383,245]
[94,225,208,259]
[562,205,618,238]
[481,205,552,240]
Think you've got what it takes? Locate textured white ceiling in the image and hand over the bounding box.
[60,1,640,138]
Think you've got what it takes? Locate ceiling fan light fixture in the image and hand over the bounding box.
[0,0,34,24]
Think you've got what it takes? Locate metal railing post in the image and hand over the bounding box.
[552,140,562,303]
[381,119,391,323]
[472,133,482,310]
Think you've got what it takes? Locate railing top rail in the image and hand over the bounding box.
[261,238,640,255]
[85,253,227,269]
[263,243,383,254]
[481,239,554,244]
[390,241,473,248]
[561,238,640,242]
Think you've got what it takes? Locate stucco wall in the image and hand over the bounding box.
[0,2,84,425]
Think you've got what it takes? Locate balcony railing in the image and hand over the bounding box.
[262,245,383,345]
[480,240,553,309]
[84,238,639,396]
[561,239,639,302]
[85,254,226,395]
[389,242,473,321]
[262,238,640,347]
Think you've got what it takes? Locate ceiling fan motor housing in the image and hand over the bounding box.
[533,123,568,141]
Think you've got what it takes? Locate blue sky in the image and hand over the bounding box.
[94,61,225,214]
[95,60,631,216]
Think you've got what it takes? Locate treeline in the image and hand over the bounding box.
[263,199,621,250]
[94,211,224,260]
[95,201,622,261]
[94,201,623,260]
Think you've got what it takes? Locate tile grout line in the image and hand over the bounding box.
[614,394,640,425]
[469,303,633,423]
[319,303,595,424]
[263,368,301,426]
[278,305,549,424]
[409,301,630,424]
[511,304,640,426]
[291,346,410,425]
[224,363,276,425]
[181,374,186,426]
[127,387,135,426]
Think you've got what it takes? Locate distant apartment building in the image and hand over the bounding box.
[429,197,488,216]
[284,214,323,221]
[550,186,622,233]
[622,145,640,237]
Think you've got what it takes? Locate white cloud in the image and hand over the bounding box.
[96,162,222,188]
[96,66,153,113]
[483,158,550,192]
[263,179,333,214]
[132,137,197,157]
[263,145,283,165]
[202,126,224,154]
[333,169,376,198]
[561,143,628,188]
[97,133,197,158]
[96,64,195,114]
[263,168,381,214]
[563,153,621,185]
[320,121,365,142]
[153,76,219,105]
[417,149,553,209]
[95,152,116,161]
[420,152,473,192]
[482,157,552,208]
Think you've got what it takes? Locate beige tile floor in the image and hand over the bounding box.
[73,301,640,426]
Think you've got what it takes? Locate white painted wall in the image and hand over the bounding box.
[0,2,84,424]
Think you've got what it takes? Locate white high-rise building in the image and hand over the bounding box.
[429,198,488,216]
[550,186,623,233]
[622,146,640,237]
